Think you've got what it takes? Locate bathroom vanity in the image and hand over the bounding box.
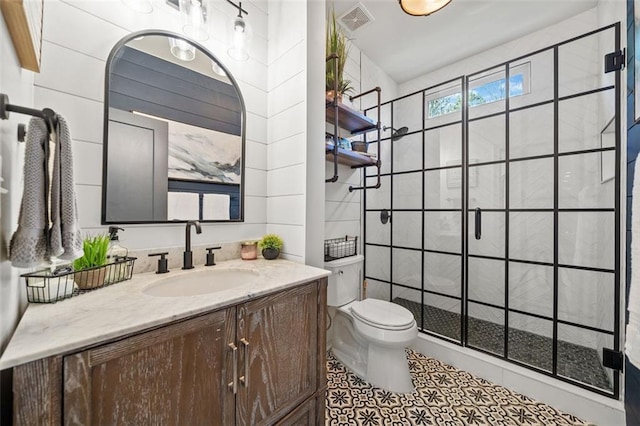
[0,259,329,425]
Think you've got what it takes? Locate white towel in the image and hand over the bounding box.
[627,160,640,368]
[10,118,49,267]
[49,115,83,261]
[203,193,230,220]
[167,192,199,220]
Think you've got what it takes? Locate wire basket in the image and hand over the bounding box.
[324,236,358,262]
[22,257,137,303]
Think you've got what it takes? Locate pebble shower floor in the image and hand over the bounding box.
[325,349,589,425]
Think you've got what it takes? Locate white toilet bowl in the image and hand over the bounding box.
[325,255,418,393]
[331,299,418,393]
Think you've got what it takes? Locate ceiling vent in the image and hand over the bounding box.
[338,2,374,35]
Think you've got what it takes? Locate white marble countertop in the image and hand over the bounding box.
[0,258,330,370]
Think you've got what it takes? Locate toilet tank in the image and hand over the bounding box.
[324,254,364,307]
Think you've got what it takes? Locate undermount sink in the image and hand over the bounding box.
[143,268,259,297]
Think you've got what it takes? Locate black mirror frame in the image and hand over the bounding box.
[101,29,246,225]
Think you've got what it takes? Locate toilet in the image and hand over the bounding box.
[325,254,418,393]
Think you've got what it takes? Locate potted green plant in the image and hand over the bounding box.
[259,234,283,260]
[73,234,110,290]
[326,9,353,102]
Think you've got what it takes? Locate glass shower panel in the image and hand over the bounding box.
[365,175,390,209]
[508,262,553,318]
[508,312,553,372]
[467,66,507,120]
[393,131,423,173]
[468,163,505,209]
[467,257,505,306]
[557,324,614,393]
[424,252,461,298]
[424,211,461,253]
[509,104,554,159]
[467,211,505,258]
[366,278,391,301]
[365,211,390,246]
[425,123,461,169]
[558,152,615,209]
[509,212,554,263]
[423,292,462,342]
[468,115,505,164]
[468,302,505,356]
[558,268,615,332]
[558,211,615,270]
[365,245,390,282]
[392,286,422,329]
[392,248,422,289]
[509,50,554,109]
[393,211,422,249]
[392,171,422,209]
[394,92,423,138]
[558,29,615,98]
[425,169,461,209]
[509,158,554,209]
[558,90,615,154]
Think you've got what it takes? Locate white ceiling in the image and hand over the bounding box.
[330,0,599,84]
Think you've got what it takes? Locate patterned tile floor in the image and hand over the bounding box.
[326,349,590,425]
[394,298,612,392]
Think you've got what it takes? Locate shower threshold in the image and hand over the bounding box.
[393,297,612,392]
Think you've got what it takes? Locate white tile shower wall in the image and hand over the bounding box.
[384,7,621,349]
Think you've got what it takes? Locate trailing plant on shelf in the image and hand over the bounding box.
[73,234,110,289]
[259,234,283,260]
[326,9,353,101]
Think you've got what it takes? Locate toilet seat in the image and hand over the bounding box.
[350,299,415,331]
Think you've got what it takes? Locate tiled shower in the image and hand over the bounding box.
[362,24,621,397]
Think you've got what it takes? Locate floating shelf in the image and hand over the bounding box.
[326,97,377,136]
[325,142,377,168]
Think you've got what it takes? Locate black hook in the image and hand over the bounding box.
[17,123,26,142]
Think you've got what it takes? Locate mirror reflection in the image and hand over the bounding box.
[102,31,245,224]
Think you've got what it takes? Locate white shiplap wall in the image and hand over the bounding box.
[267,0,308,263]
[34,0,269,251]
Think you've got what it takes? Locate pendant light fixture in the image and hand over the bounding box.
[398,0,451,17]
[226,0,250,61]
[179,0,209,41]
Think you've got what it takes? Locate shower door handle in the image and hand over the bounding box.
[474,208,482,240]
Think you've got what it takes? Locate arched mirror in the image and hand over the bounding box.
[102,30,245,224]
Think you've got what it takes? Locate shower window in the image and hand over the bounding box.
[363,23,621,399]
[426,63,531,119]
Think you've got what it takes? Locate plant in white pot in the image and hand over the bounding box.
[259,234,283,260]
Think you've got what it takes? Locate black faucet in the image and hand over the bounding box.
[183,220,202,269]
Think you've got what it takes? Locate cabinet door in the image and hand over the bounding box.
[237,283,319,425]
[63,309,236,425]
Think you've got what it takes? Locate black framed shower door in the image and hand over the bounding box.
[362,23,622,399]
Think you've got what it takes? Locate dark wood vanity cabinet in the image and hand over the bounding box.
[12,279,327,425]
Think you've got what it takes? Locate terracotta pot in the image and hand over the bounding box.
[326,90,343,103]
[74,266,107,290]
[262,248,280,260]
